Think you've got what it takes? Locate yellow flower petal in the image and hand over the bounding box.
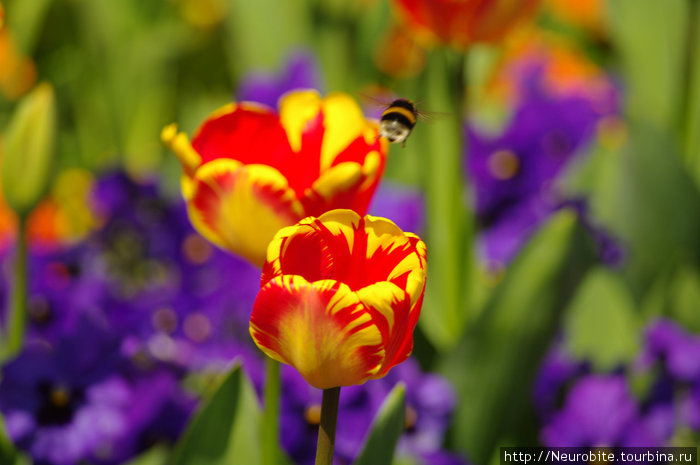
[188,159,304,266]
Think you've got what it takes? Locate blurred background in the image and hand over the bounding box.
[0,0,699,464]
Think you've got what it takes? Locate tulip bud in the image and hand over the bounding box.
[1,82,56,216]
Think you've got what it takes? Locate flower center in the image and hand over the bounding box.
[487,149,520,180]
[36,382,84,426]
[304,404,322,425]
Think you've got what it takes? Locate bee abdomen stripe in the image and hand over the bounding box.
[381,107,416,127]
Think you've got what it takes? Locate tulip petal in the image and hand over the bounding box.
[250,275,384,389]
[192,103,294,168]
[355,282,416,376]
[188,159,304,266]
[278,90,323,153]
[318,93,375,171]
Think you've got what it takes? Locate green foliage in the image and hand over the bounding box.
[641,264,700,333]
[607,0,688,133]
[0,413,18,465]
[564,268,641,370]
[353,383,406,465]
[597,121,700,294]
[123,446,169,465]
[439,211,591,464]
[419,49,475,351]
[172,363,262,465]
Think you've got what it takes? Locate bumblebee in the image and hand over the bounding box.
[379,99,418,146]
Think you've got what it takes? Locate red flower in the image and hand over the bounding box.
[392,0,540,49]
[249,209,427,389]
[162,90,388,266]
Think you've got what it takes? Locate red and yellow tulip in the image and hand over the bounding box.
[162,90,388,266]
[249,209,427,389]
[391,0,541,49]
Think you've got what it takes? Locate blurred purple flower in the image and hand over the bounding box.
[85,172,262,368]
[236,50,322,108]
[467,74,621,267]
[532,341,587,422]
[640,318,700,382]
[0,171,268,464]
[541,375,638,446]
[536,318,700,447]
[369,182,425,235]
[279,358,466,465]
[0,320,192,465]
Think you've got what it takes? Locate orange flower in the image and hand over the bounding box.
[0,3,36,100]
[545,0,607,37]
[485,31,616,110]
[162,90,388,266]
[249,209,427,389]
[392,0,541,49]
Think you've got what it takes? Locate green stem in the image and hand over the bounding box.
[420,49,473,348]
[262,358,281,465]
[681,0,699,152]
[3,216,28,362]
[314,387,340,465]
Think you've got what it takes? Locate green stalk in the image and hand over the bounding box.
[3,215,28,362]
[681,0,699,153]
[314,387,341,465]
[419,49,474,349]
[261,358,281,465]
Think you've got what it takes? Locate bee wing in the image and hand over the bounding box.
[357,92,394,109]
[415,109,453,122]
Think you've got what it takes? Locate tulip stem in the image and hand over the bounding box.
[315,386,340,465]
[2,216,28,363]
[262,358,281,465]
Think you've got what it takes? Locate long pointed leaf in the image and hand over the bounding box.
[353,383,406,465]
[172,363,261,465]
[440,210,590,464]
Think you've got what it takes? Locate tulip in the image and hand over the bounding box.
[162,90,388,266]
[391,0,541,49]
[249,209,427,390]
[1,82,56,217]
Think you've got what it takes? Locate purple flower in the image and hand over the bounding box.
[85,172,262,368]
[236,50,322,108]
[641,319,700,382]
[279,358,466,465]
[467,74,620,266]
[467,89,600,219]
[368,182,425,235]
[0,320,192,465]
[541,375,638,447]
[536,318,699,448]
[532,342,588,421]
[682,384,700,430]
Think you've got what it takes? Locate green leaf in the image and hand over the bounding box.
[124,446,169,465]
[353,383,406,465]
[172,363,261,465]
[607,0,688,133]
[1,82,56,215]
[419,49,475,351]
[670,265,700,332]
[223,0,310,83]
[440,210,589,464]
[582,120,700,296]
[684,2,700,185]
[3,0,53,53]
[0,412,18,465]
[564,268,641,370]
